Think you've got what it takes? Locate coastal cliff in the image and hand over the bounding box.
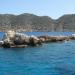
[0,13,75,32]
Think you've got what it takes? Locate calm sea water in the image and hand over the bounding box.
[0,32,75,75]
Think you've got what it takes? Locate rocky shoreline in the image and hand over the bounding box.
[0,30,75,48]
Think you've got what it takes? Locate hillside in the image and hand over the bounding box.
[0,13,75,32]
[56,14,75,31]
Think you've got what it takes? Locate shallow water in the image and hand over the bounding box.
[0,32,75,75]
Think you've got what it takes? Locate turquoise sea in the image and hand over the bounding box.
[0,32,75,75]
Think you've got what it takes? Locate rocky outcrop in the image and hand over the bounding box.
[2,30,42,48]
[1,30,75,48]
[38,35,70,42]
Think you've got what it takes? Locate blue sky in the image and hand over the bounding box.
[0,0,75,19]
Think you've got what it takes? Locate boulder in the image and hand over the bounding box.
[69,34,75,40]
[29,35,42,46]
[2,39,11,48]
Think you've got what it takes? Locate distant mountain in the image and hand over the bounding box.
[56,14,75,31]
[0,13,75,32]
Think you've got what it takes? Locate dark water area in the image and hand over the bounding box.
[0,32,75,75]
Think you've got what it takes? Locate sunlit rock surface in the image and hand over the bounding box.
[2,30,42,48]
[1,30,75,48]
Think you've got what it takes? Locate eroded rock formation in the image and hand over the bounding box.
[2,30,42,48]
[0,30,75,48]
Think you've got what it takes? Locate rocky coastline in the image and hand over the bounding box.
[0,30,75,48]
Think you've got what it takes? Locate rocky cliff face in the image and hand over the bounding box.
[0,13,75,32]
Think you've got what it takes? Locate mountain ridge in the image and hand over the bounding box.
[0,13,75,32]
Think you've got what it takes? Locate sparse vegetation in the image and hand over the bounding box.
[0,13,75,32]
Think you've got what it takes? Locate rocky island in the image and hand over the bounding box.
[0,30,75,48]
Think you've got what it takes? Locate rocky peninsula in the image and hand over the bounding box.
[0,30,75,48]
